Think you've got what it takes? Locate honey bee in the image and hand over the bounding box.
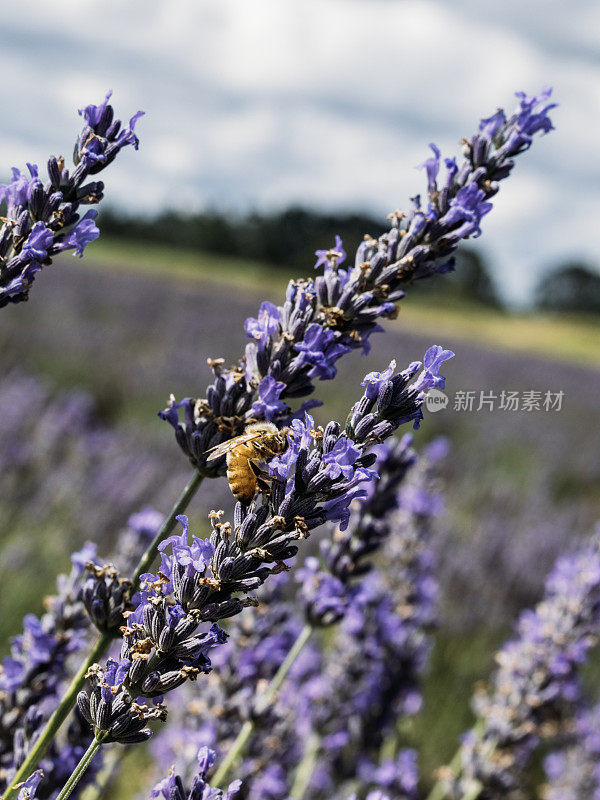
[206,422,290,502]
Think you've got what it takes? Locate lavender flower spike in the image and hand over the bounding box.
[289,443,445,795]
[0,543,94,790]
[298,434,418,626]
[447,533,600,799]
[161,89,552,477]
[0,92,143,308]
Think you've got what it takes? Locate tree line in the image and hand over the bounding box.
[98,207,600,314]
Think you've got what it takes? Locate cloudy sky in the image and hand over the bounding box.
[0,0,598,303]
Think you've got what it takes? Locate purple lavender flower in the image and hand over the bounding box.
[269,412,314,493]
[79,562,133,634]
[56,210,100,257]
[314,234,346,270]
[80,354,449,755]
[284,443,444,796]
[296,557,347,625]
[412,345,455,392]
[159,515,215,580]
[294,323,352,380]
[361,359,396,400]
[244,302,280,346]
[148,437,441,797]
[0,166,37,213]
[0,544,92,793]
[150,570,318,798]
[543,703,600,800]
[0,508,163,797]
[441,184,493,239]
[16,771,43,800]
[77,90,144,170]
[417,143,442,193]
[150,746,241,800]
[358,750,419,799]
[447,534,600,799]
[250,376,287,421]
[322,435,364,481]
[20,223,54,262]
[1,92,142,308]
[504,88,556,153]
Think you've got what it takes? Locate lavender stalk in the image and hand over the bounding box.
[0,92,143,308]
[2,471,204,800]
[542,703,600,800]
[287,442,445,798]
[211,622,313,790]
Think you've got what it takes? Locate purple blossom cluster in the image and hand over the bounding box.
[0,511,162,799]
[149,746,241,800]
[0,544,93,789]
[160,90,554,477]
[0,372,186,548]
[152,571,317,797]
[298,434,418,625]
[447,535,600,799]
[543,703,600,800]
[0,92,142,308]
[283,445,444,798]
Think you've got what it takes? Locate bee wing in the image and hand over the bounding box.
[205,431,265,461]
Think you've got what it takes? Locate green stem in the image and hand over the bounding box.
[130,469,205,587]
[3,469,204,800]
[424,719,486,800]
[461,782,483,800]
[212,719,255,789]
[213,623,314,789]
[263,622,313,704]
[55,735,106,800]
[289,732,320,800]
[424,747,464,800]
[3,632,111,800]
[78,745,124,800]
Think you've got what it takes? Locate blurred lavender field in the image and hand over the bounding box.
[1,246,600,765]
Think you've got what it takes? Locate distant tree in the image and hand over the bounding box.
[535,263,600,314]
[410,246,501,308]
[98,206,500,306]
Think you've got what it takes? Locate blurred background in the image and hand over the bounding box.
[1,0,600,783]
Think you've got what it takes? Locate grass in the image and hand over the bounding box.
[397,298,600,369]
[85,237,600,369]
[85,237,289,295]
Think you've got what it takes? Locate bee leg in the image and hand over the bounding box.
[249,459,277,494]
[248,459,264,478]
[257,475,277,493]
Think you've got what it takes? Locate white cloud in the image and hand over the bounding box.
[0,0,598,302]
